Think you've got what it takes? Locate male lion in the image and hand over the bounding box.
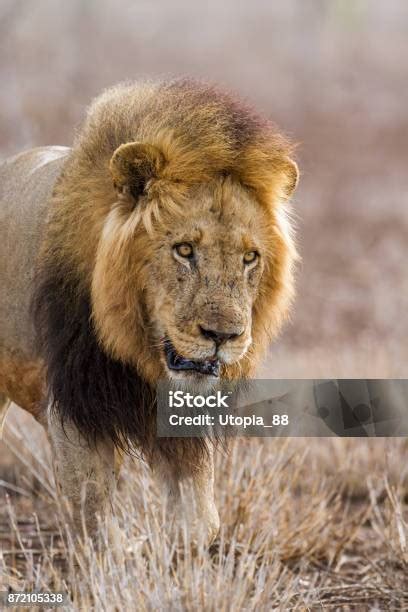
[0,79,298,543]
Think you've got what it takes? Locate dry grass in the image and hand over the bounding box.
[1,405,408,610]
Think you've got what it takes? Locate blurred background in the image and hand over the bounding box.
[1,0,407,377]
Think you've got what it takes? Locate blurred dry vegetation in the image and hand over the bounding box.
[1,0,408,608]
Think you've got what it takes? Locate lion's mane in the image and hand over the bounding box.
[31,79,298,458]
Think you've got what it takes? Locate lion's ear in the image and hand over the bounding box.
[282,157,299,200]
[110,142,166,201]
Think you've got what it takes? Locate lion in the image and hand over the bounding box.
[0,79,298,543]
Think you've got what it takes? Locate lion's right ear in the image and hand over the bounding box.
[281,157,299,200]
[109,142,166,201]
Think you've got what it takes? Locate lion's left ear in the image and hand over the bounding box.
[281,157,299,200]
[110,142,166,201]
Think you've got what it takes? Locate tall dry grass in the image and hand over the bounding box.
[1,406,408,609]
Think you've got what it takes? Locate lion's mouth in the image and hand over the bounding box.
[163,339,220,377]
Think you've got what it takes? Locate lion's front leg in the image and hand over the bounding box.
[151,443,220,546]
[47,408,116,538]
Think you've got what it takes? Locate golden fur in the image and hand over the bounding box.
[40,79,298,389]
[1,79,300,541]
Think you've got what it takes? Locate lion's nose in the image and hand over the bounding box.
[199,325,243,347]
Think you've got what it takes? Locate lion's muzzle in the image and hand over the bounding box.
[198,325,244,347]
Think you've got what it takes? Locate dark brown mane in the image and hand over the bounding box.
[30,79,298,457]
[31,259,210,461]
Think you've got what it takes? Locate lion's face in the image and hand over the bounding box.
[92,141,297,386]
[144,179,267,382]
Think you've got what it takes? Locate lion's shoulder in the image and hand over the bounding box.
[0,146,71,358]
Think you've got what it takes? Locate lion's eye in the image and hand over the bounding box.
[243,250,259,265]
[174,243,194,259]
